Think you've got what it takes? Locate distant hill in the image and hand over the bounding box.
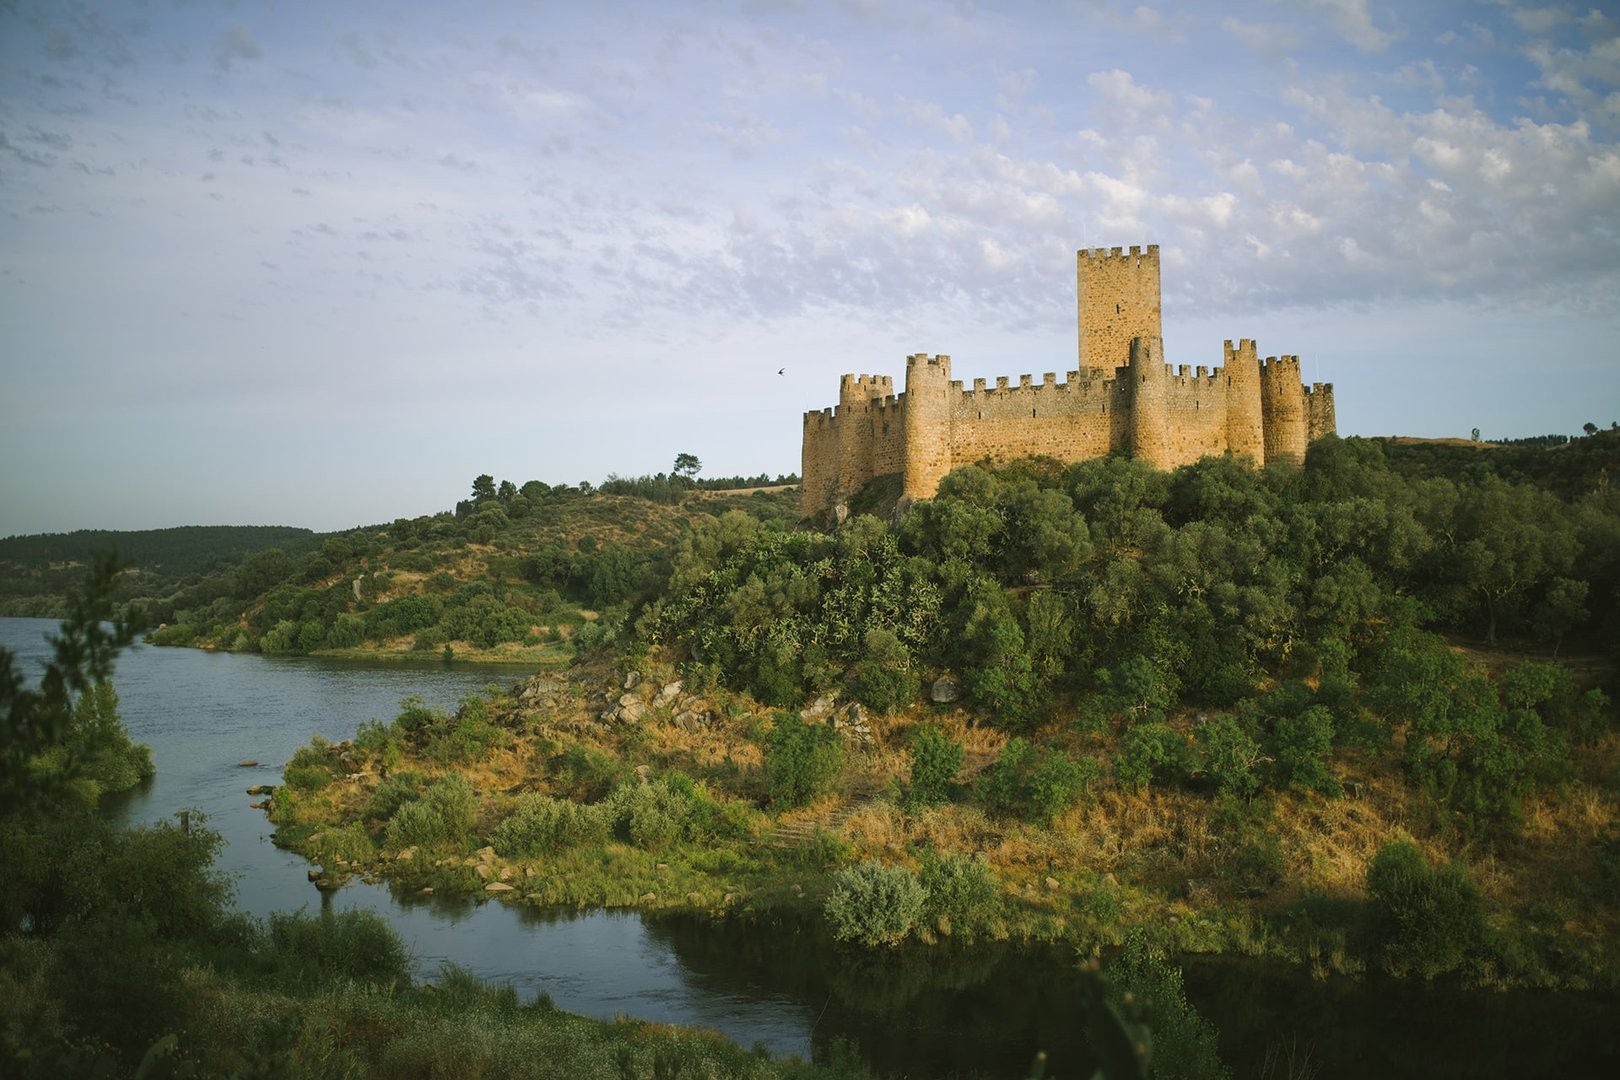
[0,525,320,619]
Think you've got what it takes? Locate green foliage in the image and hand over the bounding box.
[919,852,999,938]
[1,554,138,812]
[602,778,701,851]
[1106,929,1231,1080]
[851,627,917,714]
[364,774,424,824]
[384,772,477,851]
[27,679,154,801]
[1366,839,1491,978]
[823,861,929,947]
[1196,714,1262,800]
[265,913,411,990]
[491,794,610,858]
[1113,722,1191,793]
[904,725,963,809]
[1271,705,1340,795]
[284,735,336,791]
[977,737,1097,824]
[764,713,844,810]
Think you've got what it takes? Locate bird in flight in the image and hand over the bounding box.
[777,367,785,376]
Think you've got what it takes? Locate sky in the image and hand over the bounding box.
[2,0,1618,536]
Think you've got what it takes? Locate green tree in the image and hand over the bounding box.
[1366,839,1490,978]
[471,474,497,503]
[763,713,844,809]
[672,452,702,481]
[1,555,137,813]
[905,725,963,808]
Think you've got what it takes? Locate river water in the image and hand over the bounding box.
[4,617,1617,1078]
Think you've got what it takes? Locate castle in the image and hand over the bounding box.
[800,244,1336,516]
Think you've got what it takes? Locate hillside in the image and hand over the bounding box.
[245,432,1620,996]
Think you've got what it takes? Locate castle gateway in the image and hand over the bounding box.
[800,244,1336,517]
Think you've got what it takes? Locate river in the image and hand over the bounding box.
[3,617,1617,1078]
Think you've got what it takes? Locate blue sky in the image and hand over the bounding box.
[2,0,1617,535]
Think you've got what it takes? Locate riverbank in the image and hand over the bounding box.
[261,650,1620,994]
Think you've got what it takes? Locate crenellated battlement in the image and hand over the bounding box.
[1079,243,1160,267]
[802,243,1335,515]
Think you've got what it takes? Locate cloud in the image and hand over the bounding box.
[212,26,262,71]
[1300,0,1399,53]
[1222,17,1304,58]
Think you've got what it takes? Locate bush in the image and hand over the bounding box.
[824,861,928,947]
[267,908,411,986]
[977,737,1098,824]
[1365,839,1491,978]
[601,779,696,851]
[364,774,423,823]
[284,735,336,791]
[905,725,963,809]
[1271,705,1340,795]
[1197,714,1262,799]
[1113,722,1190,792]
[851,628,917,715]
[1107,929,1230,1080]
[920,853,999,938]
[490,794,609,858]
[383,773,476,851]
[354,719,402,773]
[763,713,844,810]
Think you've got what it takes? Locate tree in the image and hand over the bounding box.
[1,554,137,813]
[1471,427,1481,442]
[496,479,517,503]
[672,453,702,481]
[1583,422,1599,436]
[470,474,497,503]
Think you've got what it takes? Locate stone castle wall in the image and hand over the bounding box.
[801,245,1337,515]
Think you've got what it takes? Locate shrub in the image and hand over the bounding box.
[549,743,621,801]
[977,737,1098,824]
[354,719,402,772]
[1113,722,1190,792]
[384,773,476,851]
[284,735,336,791]
[1365,839,1490,978]
[851,628,917,715]
[764,713,844,810]
[1197,713,1263,799]
[602,779,695,851]
[364,774,423,824]
[490,794,609,858]
[1271,705,1340,795]
[905,725,963,809]
[1107,929,1231,1080]
[267,908,411,986]
[824,861,928,947]
[920,853,999,938]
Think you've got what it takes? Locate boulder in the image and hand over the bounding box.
[930,676,961,704]
[802,693,838,721]
[485,882,515,893]
[655,681,684,705]
[1044,876,1060,891]
[623,670,641,690]
[474,864,493,880]
[238,760,258,768]
[476,846,496,862]
[639,892,657,903]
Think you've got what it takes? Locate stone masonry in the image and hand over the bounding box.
[800,244,1336,516]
